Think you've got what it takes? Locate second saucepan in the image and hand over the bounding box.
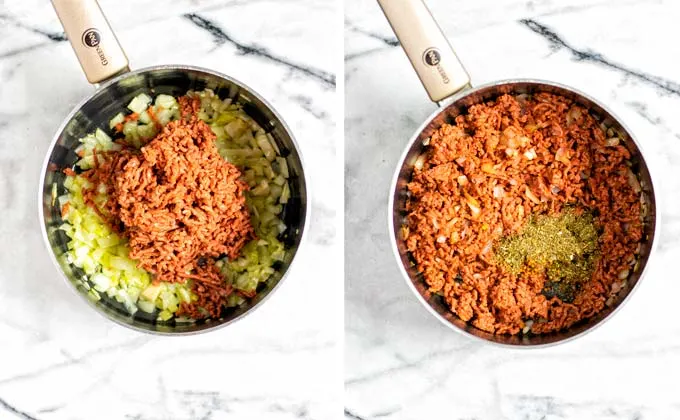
[379,0,658,347]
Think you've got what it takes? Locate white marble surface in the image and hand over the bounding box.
[0,1,339,419]
[345,1,680,419]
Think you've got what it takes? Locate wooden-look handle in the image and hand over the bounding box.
[377,0,470,103]
[51,0,129,84]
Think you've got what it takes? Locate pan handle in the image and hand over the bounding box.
[51,0,129,85]
[377,0,470,103]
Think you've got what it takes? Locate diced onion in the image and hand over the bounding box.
[481,162,497,174]
[555,147,570,165]
[525,187,540,204]
[414,154,426,170]
[154,94,177,109]
[523,148,537,160]
[481,240,493,255]
[127,93,152,114]
[276,157,289,178]
[463,191,481,219]
[626,168,641,194]
[109,113,124,129]
[566,107,582,125]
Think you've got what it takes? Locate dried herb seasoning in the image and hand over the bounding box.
[496,209,599,301]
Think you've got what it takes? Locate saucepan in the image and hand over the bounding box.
[39,0,308,334]
[380,0,658,346]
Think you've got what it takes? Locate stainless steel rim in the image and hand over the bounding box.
[39,64,311,336]
[388,78,660,348]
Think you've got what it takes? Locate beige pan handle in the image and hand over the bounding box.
[377,0,470,103]
[51,0,129,84]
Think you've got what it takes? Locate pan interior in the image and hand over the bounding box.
[392,81,657,346]
[41,67,307,334]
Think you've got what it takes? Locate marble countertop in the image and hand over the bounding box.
[345,0,680,419]
[0,1,338,419]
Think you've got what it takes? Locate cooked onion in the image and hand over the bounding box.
[525,186,540,204]
[481,240,493,255]
[555,147,570,165]
[626,168,642,194]
[463,191,481,219]
[523,148,537,160]
[481,162,497,174]
[414,154,426,170]
[606,137,620,147]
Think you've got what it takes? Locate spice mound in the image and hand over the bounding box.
[83,112,253,318]
[404,93,643,335]
[496,210,598,302]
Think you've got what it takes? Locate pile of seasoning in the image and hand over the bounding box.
[495,209,599,302]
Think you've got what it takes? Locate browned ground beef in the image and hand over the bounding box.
[404,93,643,335]
[80,96,253,318]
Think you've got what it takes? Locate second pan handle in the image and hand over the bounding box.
[377,0,470,103]
[51,0,129,85]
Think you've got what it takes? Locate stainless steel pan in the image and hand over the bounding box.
[39,0,309,335]
[380,0,658,347]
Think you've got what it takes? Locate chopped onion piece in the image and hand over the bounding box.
[267,133,281,156]
[481,162,497,174]
[280,182,291,204]
[414,154,426,170]
[127,93,152,114]
[525,186,540,204]
[276,157,289,178]
[463,191,481,219]
[256,133,276,161]
[401,226,409,240]
[154,94,177,109]
[109,112,125,129]
[481,240,493,255]
[626,168,641,193]
[555,147,570,165]
[524,148,537,160]
[606,137,620,147]
[567,107,582,125]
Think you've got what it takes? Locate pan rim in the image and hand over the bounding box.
[387,77,660,348]
[38,64,311,336]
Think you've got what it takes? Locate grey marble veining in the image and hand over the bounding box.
[0,1,338,419]
[345,0,680,419]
